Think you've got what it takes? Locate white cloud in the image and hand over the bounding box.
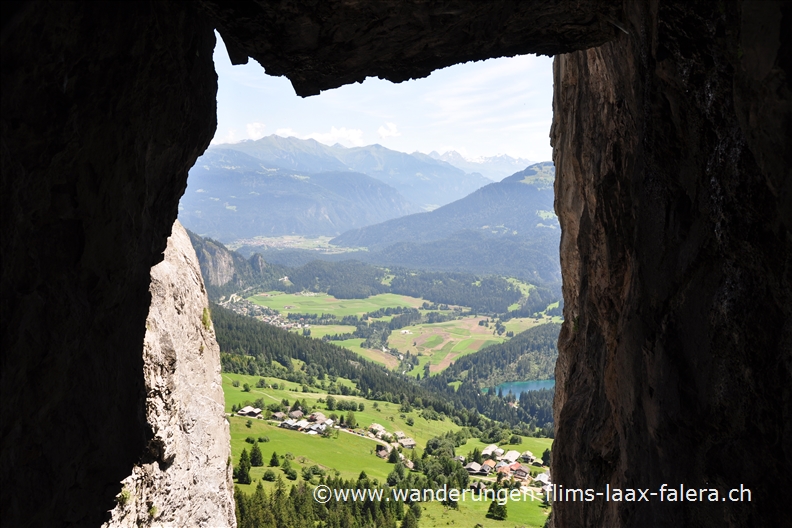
[275,128,298,137]
[246,122,267,140]
[210,128,238,144]
[378,122,401,138]
[305,126,365,147]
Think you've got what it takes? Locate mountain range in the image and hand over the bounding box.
[179,148,415,241]
[228,162,561,282]
[426,151,536,181]
[210,135,491,210]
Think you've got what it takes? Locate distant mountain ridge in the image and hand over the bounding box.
[179,148,415,241]
[331,162,558,249]
[427,150,536,181]
[212,135,491,210]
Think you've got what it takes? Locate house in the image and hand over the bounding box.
[394,431,405,439]
[502,450,521,463]
[369,423,386,435]
[403,459,415,470]
[494,448,505,457]
[481,444,499,457]
[495,461,508,470]
[294,419,310,430]
[309,412,326,423]
[375,445,389,458]
[481,460,496,474]
[238,406,262,418]
[280,419,297,429]
[535,473,551,485]
[453,455,466,464]
[289,409,304,419]
[398,437,417,449]
[520,450,535,463]
[464,462,482,474]
[271,411,286,421]
[514,466,531,480]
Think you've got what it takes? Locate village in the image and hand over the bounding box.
[235,404,553,501]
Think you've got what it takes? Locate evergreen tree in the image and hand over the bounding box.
[542,448,551,466]
[487,500,507,520]
[250,442,263,467]
[269,451,279,467]
[400,510,418,528]
[235,449,252,484]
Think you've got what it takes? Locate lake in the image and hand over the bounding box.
[496,379,555,394]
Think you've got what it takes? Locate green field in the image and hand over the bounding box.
[224,372,552,527]
[248,290,556,379]
[248,292,424,317]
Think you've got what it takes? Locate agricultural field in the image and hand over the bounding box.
[223,372,552,527]
[247,290,556,377]
[247,291,424,317]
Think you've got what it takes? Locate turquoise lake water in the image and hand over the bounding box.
[495,379,555,394]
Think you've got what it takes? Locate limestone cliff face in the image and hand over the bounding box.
[103,220,235,528]
[551,2,791,527]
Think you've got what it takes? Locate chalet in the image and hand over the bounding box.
[369,423,386,435]
[481,460,496,474]
[493,448,505,457]
[289,410,304,419]
[535,473,551,486]
[280,419,296,429]
[375,445,389,459]
[294,419,310,430]
[237,406,262,418]
[453,455,466,464]
[481,444,499,457]
[309,412,326,423]
[394,431,406,439]
[521,450,535,463]
[464,462,482,474]
[398,437,417,449]
[403,459,415,470]
[514,466,531,480]
[271,411,286,421]
[502,450,521,463]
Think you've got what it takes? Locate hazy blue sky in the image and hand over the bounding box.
[211,34,554,161]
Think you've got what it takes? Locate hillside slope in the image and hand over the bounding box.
[332,162,558,249]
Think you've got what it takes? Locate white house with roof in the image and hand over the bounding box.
[502,450,521,463]
[481,444,499,457]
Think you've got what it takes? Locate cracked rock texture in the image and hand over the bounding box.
[551,1,791,527]
[103,220,234,528]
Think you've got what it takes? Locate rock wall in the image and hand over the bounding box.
[551,2,791,527]
[103,220,234,528]
[0,2,218,525]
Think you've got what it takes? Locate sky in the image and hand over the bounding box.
[211,33,554,161]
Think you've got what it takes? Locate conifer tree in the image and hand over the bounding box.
[269,451,279,467]
[235,449,252,484]
[250,442,263,467]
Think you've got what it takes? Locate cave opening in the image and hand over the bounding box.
[2,2,788,527]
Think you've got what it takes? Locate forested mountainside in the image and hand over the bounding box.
[332,162,557,250]
[179,148,416,241]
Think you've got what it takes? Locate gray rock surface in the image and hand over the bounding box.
[103,220,235,528]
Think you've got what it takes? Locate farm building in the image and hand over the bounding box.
[398,437,417,449]
[237,406,262,418]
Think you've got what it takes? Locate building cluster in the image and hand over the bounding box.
[277,411,334,435]
[368,423,417,449]
[463,444,552,494]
